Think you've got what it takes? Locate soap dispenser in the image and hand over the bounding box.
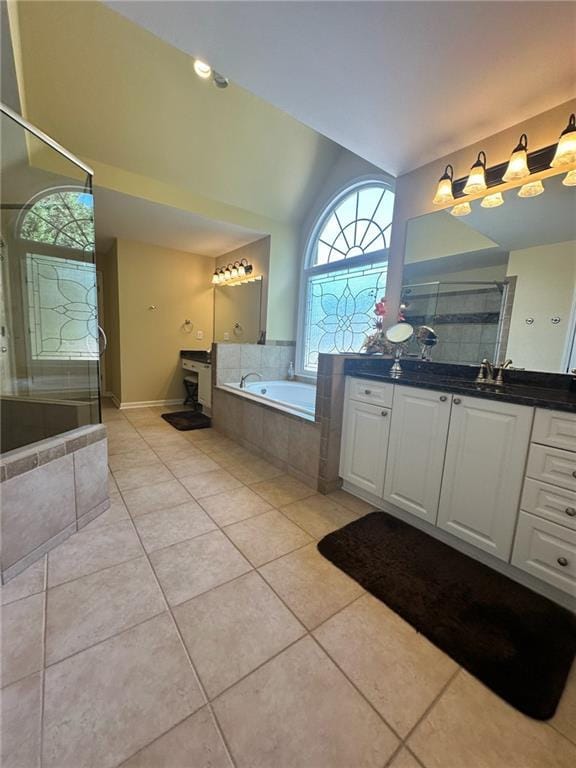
[288,361,295,380]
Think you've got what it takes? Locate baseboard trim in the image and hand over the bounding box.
[118,398,184,410]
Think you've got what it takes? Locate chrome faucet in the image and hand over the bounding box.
[495,359,513,386]
[475,358,495,384]
[240,372,262,389]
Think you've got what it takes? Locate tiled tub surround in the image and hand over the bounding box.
[0,425,109,582]
[221,380,317,420]
[2,405,576,768]
[214,342,296,386]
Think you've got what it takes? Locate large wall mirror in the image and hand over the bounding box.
[402,173,576,373]
[214,280,263,343]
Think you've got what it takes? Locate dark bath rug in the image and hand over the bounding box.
[317,511,576,720]
[161,410,211,431]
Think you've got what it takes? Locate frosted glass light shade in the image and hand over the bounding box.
[432,165,454,205]
[211,272,219,284]
[194,59,212,79]
[481,192,504,208]
[551,114,576,168]
[450,202,471,217]
[463,152,487,195]
[503,135,530,182]
[563,169,576,186]
[518,180,544,198]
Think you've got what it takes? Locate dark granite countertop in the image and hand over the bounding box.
[180,350,212,364]
[344,358,576,414]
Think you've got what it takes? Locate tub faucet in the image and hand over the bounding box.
[240,372,262,389]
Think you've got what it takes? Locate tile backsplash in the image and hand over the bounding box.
[215,343,296,385]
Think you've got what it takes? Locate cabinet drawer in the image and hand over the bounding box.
[348,377,393,408]
[532,409,576,453]
[182,359,198,372]
[521,478,576,531]
[512,511,576,597]
[526,444,576,492]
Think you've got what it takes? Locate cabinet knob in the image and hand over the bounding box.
[381,410,389,417]
[557,557,569,567]
[565,507,576,517]
[453,398,462,405]
[439,395,447,402]
[364,389,372,395]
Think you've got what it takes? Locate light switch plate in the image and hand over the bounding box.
[196,330,204,340]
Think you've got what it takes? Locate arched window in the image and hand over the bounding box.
[299,180,395,374]
[17,186,98,360]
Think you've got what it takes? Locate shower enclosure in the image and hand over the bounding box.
[1,104,102,452]
[402,280,508,365]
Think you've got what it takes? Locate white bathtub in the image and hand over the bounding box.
[219,380,317,420]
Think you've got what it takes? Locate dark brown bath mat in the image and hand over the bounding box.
[317,511,576,720]
[161,411,211,430]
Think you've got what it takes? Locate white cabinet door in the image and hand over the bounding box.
[383,386,451,523]
[340,400,390,497]
[438,397,533,560]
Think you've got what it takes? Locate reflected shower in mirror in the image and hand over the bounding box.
[402,173,576,373]
[214,279,263,343]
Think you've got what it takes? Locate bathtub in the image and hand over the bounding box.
[219,380,317,420]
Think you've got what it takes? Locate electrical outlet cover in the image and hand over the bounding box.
[196,330,204,340]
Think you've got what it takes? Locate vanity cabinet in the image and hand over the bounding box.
[340,397,391,497]
[437,396,534,561]
[383,385,451,523]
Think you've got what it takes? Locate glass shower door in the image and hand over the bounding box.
[1,106,101,452]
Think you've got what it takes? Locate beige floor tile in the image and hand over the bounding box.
[107,448,159,472]
[1,592,44,687]
[174,571,305,698]
[199,486,273,526]
[46,557,165,665]
[1,672,42,768]
[47,519,143,587]
[388,748,423,768]
[227,459,285,485]
[43,613,205,768]
[107,434,149,455]
[251,475,316,507]
[260,543,363,629]
[150,530,251,606]
[101,409,126,423]
[164,455,221,478]
[213,636,398,768]
[224,510,312,567]
[122,479,191,517]
[134,501,217,552]
[152,443,204,462]
[179,468,243,499]
[1,555,45,605]
[120,708,232,768]
[326,489,376,516]
[184,428,220,444]
[552,663,576,744]
[280,494,359,539]
[108,471,121,496]
[112,463,174,491]
[83,495,130,531]
[314,594,458,736]
[124,407,156,423]
[105,422,139,438]
[408,670,576,768]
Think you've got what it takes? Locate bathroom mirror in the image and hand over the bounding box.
[402,173,576,372]
[214,280,263,343]
[385,322,415,344]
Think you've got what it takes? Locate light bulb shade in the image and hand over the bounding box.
[224,269,231,279]
[238,265,246,276]
[463,151,487,195]
[193,59,212,79]
[563,169,576,186]
[502,134,530,182]
[231,268,238,278]
[450,202,471,217]
[551,114,576,168]
[211,272,219,284]
[481,192,504,208]
[432,164,454,205]
[518,180,544,198]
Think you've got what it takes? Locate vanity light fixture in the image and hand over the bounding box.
[193,59,212,79]
[502,134,530,182]
[518,180,544,198]
[211,270,220,285]
[563,169,576,186]
[463,151,488,195]
[432,165,455,205]
[450,201,471,217]
[231,262,239,278]
[212,259,256,285]
[481,192,504,208]
[550,114,576,168]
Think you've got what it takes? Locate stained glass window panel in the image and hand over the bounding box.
[19,190,95,250]
[303,262,388,372]
[26,254,98,360]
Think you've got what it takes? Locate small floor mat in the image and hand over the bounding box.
[317,511,576,720]
[161,410,211,431]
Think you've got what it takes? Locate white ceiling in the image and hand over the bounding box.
[94,187,263,256]
[106,1,576,176]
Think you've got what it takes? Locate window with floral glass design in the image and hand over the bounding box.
[299,181,394,374]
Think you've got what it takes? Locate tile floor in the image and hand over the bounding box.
[2,400,576,768]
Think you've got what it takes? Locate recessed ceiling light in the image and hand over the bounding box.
[193,59,212,79]
[213,72,230,89]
